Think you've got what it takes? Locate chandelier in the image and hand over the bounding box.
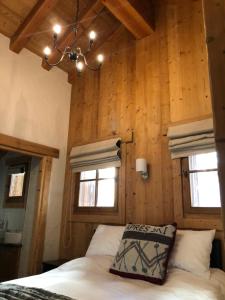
[43,0,104,73]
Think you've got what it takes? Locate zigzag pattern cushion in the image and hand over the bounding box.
[109,223,177,285]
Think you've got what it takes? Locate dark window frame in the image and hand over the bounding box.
[181,157,221,215]
[73,167,119,214]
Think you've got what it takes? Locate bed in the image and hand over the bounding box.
[4,255,225,300]
[2,225,225,300]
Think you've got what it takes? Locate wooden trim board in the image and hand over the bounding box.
[28,157,53,274]
[0,133,59,158]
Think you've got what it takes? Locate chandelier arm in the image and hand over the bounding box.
[82,54,101,71]
[61,46,72,54]
[85,64,101,71]
[83,47,92,56]
[44,51,68,67]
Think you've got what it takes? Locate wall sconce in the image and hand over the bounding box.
[136,158,149,180]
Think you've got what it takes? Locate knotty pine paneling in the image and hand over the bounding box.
[60,0,215,259]
[167,0,212,123]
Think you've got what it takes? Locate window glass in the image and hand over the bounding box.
[189,152,217,170]
[9,173,25,197]
[78,181,96,207]
[97,179,115,207]
[80,170,96,180]
[98,167,116,179]
[78,167,117,208]
[189,171,220,207]
[188,152,221,208]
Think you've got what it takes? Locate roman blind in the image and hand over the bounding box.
[70,137,121,172]
[167,118,215,159]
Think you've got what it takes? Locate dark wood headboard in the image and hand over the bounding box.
[210,239,223,269]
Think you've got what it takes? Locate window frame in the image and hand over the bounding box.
[73,167,119,214]
[181,157,221,215]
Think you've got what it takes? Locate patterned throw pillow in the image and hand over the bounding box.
[109,223,177,285]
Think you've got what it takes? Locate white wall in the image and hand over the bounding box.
[0,34,71,260]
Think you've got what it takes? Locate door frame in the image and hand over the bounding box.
[0,133,59,274]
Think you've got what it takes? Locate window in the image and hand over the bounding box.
[181,152,221,214]
[4,157,31,208]
[9,173,25,197]
[74,167,118,211]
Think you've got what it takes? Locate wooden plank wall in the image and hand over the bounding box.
[202,0,225,266]
[59,0,217,259]
[167,0,212,123]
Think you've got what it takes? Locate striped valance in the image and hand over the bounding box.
[70,138,121,172]
[167,118,215,159]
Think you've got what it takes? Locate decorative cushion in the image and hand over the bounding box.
[109,223,177,285]
[169,229,216,278]
[86,225,125,257]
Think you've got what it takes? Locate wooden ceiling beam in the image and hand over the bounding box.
[10,0,58,53]
[101,0,154,39]
[42,0,104,71]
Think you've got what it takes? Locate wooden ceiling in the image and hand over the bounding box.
[0,0,154,83]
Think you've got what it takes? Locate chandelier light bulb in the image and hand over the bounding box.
[89,30,96,40]
[97,54,104,63]
[76,61,84,72]
[53,24,62,35]
[43,46,51,56]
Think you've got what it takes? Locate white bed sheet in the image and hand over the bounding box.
[5,255,225,300]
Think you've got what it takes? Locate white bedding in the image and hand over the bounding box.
[6,255,225,300]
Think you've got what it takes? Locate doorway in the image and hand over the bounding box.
[0,132,59,279]
[0,151,41,280]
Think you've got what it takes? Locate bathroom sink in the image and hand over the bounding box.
[4,232,22,244]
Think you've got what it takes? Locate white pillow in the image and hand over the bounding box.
[86,225,125,257]
[169,229,216,278]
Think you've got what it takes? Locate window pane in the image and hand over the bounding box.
[80,170,96,180]
[190,171,221,207]
[189,152,218,171]
[78,181,96,207]
[98,167,116,179]
[97,179,115,207]
[9,173,25,197]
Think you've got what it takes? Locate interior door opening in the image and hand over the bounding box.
[0,149,41,281]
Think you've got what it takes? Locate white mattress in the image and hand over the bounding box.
[6,255,225,300]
